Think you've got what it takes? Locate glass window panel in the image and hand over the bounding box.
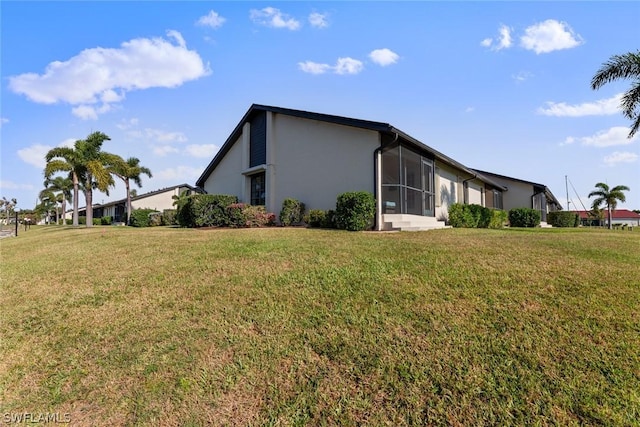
[382,146,400,185]
[402,147,421,190]
[405,188,422,215]
[381,186,401,214]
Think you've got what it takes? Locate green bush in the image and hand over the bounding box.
[509,208,541,228]
[547,211,579,228]
[305,209,326,228]
[488,209,508,229]
[335,191,375,231]
[162,209,177,226]
[100,216,112,225]
[279,198,306,226]
[149,212,163,227]
[176,194,238,228]
[323,210,337,229]
[92,218,101,226]
[129,209,159,227]
[226,203,248,228]
[448,203,500,228]
[65,219,72,225]
[243,205,275,227]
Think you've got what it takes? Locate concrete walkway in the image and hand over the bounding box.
[0,229,15,239]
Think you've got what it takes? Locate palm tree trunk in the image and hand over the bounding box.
[126,179,131,225]
[72,173,79,227]
[607,204,612,230]
[86,186,93,228]
[62,199,67,225]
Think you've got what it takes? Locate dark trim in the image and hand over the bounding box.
[473,169,561,208]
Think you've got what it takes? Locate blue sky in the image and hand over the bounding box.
[2,1,639,211]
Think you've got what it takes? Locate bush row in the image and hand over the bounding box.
[508,208,541,228]
[547,211,579,228]
[448,203,507,229]
[129,209,178,227]
[304,191,376,231]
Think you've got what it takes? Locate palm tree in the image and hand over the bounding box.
[109,156,152,225]
[45,132,117,227]
[43,176,73,224]
[45,143,84,226]
[38,188,61,224]
[588,182,630,229]
[591,50,640,138]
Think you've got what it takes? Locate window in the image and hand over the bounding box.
[250,172,266,205]
[493,191,503,210]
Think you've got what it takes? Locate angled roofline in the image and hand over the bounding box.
[472,169,562,207]
[196,104,507,191]
[72,183,200,211]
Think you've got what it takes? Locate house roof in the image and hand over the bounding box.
[471,169,562,208]
[572,209,640,220]
[195,104,507,191]
[73,183,199,211]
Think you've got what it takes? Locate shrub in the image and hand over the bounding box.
[129,209,159,227]
[448,203,473,228]
[226,203,248,228]
[101,216,112,225]
[335,191,375,231]
[243,205,276,227]
[547,211,579,228]
[148,212,163,227]
[162,209,177,226]
[488,209,508,229]
[92,218,101,226]
[176,194,238,228]
[279,198,306,226]
[65,219,72,225]
[78,217,86,225]
[323,210,337,229]
[305,209,326,228]
[509,208,541,228]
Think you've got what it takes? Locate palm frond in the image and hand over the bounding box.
[591,51,640,90]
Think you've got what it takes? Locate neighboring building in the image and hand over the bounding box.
[195,104,558,231]
[573,209,640,227]
[70,183,200,223]
[471,170,563,223]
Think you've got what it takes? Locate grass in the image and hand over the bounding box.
[1,225,639,426]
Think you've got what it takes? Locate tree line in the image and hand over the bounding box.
[42,131,151,227]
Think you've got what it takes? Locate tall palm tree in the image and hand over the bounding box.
[45,131,117,227]
[43,176,73,224]
[45,143,84,227]
[38,188,59,224]
[591,50,640,138]
[109,156,152,225]
[588,182,630,229]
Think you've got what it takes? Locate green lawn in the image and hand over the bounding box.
[1,226,639,426]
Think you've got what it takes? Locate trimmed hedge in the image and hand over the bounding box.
[101,216,112,225]
[508,208,541,228]
[176,194,239,228]
[129,209,160,227]
[279,198,305,226]
[335,191,375,231]
[547,211,579,228]
[162,209,177,226]
[448,203,506,229]
[226,203,276,228]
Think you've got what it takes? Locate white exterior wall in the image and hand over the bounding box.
[270,114,379,213]
[202,134,245,198]
[132,187,187,211]
[484,176,532,211]
[434,164,459,219]
[467,180,484,205]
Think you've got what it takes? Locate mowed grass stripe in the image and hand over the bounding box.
[1,226,639,426]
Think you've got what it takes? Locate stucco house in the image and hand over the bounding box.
[471,170,562,223]
[70,183,199,223]
[195,104,558,231]
[573,209,640,227]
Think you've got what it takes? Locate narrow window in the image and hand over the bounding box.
[250,172,266,206]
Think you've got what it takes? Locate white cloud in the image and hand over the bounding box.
[298,61,332,75]
[565,127,637,148]
[538,94,621,117]
[481,24,512,51]
[145,128,188,143]
[116,118,139,130]
[17,144,55,168]
[17,139,76,168]
[250,7,300,30]
[185,144,219,158]
[156,165,203,181]
[197,10,226,29]
[334,57,364,75]
[603,151,639,166]
[298,57,364,75]
[0,180,35,191]
[520,19,583,54]
[153,145,180,157]
[465,107,475,113]
[8,31,210,119]
[369,48,399,67]
[512,71,533,82]
[309,12,328,29]
[0,117,8,127]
